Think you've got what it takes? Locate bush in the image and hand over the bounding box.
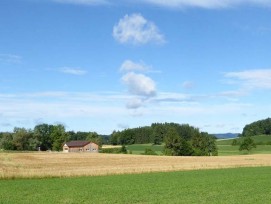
[100,145,127,154]
[231,139,238,146]
[142,148,157,155]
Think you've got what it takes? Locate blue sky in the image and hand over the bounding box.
[1,0,271,134]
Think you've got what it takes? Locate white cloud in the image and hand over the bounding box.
[53,0,108,5]
[122,72,156,97]
[126,98,144,109]
[0,91,128,119]
[120,60,150,72]
[140,0,271,9]
[154,92,192,103]
[0,54,22,64]
[59,67,87,75]
[225,69,271,89]
[113,13,165,45]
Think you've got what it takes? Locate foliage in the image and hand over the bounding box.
[109,122,217,156]
[0,123,104,151]
[110,123,201,146]
[231,139,238,146]
[164,127,194,156]
[151,125,165,145]
[1,167,271,203]
[142,148,157,155]
[239,137,257,152]
[242,118,271,137]
[100,145,127,154]
[163,127,217,156]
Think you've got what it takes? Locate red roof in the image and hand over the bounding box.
[64,141,91,147]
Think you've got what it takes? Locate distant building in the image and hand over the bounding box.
[63,141,99,153]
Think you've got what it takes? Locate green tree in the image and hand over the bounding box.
[51,124,68,151]
[0,132,15,150]
[152,125,165,145]
[12,127,33,150]
[118,145,127,154]
[164,127,194,156]
[232,139,238,146]
[192,132,217,156]
[86,132,103,147]
[239,137,256,153]
[34,124,54,151]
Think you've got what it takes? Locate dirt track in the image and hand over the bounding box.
[1,153,271,179]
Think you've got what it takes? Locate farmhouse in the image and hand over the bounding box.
[63,141,99,153]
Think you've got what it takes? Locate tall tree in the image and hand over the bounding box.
[34,124,54,151]
[164,127,194,156]
[12,127,32,150]
[51,124,68,151]
[152,125,165,145]
[0,132,15,150]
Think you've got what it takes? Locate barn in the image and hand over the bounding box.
[63,141,99,153]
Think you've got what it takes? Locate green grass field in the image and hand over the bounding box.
[1,167,271,203]
[216,135,271,145]
[217,135,271,156]
[126,135,271,156]
[127,144,164,155]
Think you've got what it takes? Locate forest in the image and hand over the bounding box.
[242,118,271,137]
[0,122,217,156]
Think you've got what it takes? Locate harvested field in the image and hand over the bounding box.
[1,152,271,179]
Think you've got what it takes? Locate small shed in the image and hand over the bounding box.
[63,141,99,153]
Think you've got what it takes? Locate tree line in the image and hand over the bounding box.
[0,123,103,151]
[242,118,271,137]
[0,122,217,156]
[110,123,217,156]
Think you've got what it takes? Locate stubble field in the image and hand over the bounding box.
[1,152,271,179]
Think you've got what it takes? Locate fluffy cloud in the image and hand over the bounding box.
[113,13,165,45]
[122,72,156,97]
[59,67,87,75]
[225,69,271,89]
[53,0,108,5]
[140,0,271,9]
[120,60,150,72]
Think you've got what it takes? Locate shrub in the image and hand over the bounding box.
[142,148,157,155]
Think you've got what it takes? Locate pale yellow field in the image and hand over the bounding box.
[1,152,271,179]
[101,145,122,149]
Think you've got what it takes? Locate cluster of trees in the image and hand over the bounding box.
[242,118,271,137]
[110,123,217,156]
[0,122,218,156]
[0,124,103,151]
[239,118,271,153]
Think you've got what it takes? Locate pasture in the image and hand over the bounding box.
[126,135,271,155]
[216,135,271,155]
[1,167,271,203]
[1,152,271,179]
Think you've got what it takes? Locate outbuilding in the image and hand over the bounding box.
[63,141,99,153]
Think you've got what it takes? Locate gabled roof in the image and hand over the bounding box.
[65,140,91,147]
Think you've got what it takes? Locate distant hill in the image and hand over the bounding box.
[213,133,239,139]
